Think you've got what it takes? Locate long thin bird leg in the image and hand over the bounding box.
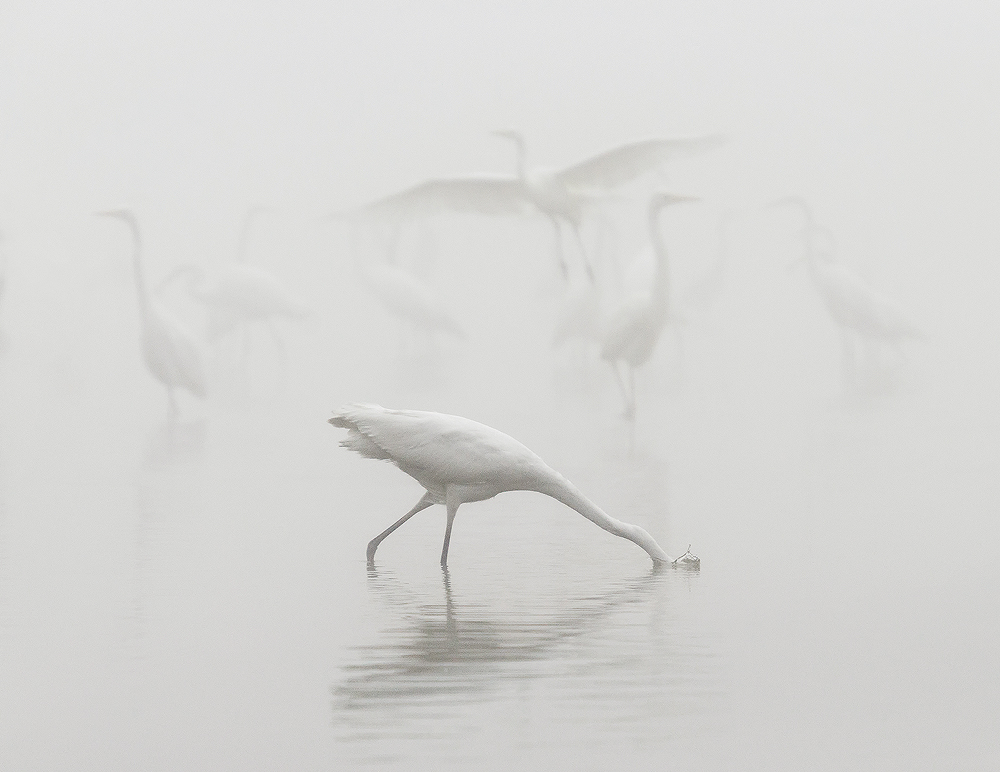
[610,362,631,418]
[440,500,459,568]
[626,365,637,421]
[569,219,595,283]
[368,491,434,564]
[547,214,569,280]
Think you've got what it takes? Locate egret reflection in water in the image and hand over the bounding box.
[334,563,709,743]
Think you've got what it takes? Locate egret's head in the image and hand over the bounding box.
[649,192,699,211]
[95,208,136,223]
[491,129,524,145]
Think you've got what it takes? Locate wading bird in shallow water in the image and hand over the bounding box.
[329,404,698,568]
[770,197,925,387]
[601,192,699,419]
[96,209,206,415]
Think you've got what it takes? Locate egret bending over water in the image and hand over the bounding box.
[329,404,695,568]
[97,209,206,412]
[601,192,698,419]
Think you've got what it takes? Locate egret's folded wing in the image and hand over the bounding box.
[330,404,538,486]
[556,135,726,191]
[360,176,530,219]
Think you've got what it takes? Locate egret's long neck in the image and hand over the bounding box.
[649,204,671,318]
[508,132,528,182]
[537,473,673,564]
[123,216,149,316]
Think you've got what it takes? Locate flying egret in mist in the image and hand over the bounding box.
[494,130,724,279]
[771,197,925,385]
[600,192,699,419]
[96,209,206,412]
[329,404,696,568]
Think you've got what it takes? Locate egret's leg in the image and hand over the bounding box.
[840,330,856,390]
[367,491,434,563]
[626,366,637,420]
[440,501,459,568]
[610,361,630,417]
[547,215,569,280]
[569,220,595,283]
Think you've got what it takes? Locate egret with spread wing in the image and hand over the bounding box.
[330,404,694,568]
[495,130,724,279]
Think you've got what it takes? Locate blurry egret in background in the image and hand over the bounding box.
[772,197,925,387]
[494,130,724,280]
[601,193,699,419]
[96,209,206,414]
[329,404,697,568]
[195,207,311,345]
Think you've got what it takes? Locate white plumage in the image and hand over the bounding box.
[96,209,206,411]
[329,404,694,568]
[600,192,698,418]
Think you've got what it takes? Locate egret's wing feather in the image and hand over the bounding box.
[556,135,726,191]
[330,404,540,486]
[360,176,530,219]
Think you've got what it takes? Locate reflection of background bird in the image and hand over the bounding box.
[772,197,925,388]
[601,193,698,419]
[96,209,206,414]
[329,404,688,567]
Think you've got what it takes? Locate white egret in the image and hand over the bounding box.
[601,193,699,418]
[361,261,465,344]
[494,130,724,279]
[197,208,311,342]
[772,197,925,385]
[96,209,206,412]
[329,404,696,568]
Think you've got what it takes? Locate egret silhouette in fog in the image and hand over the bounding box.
[601,193,699,419]
[195,208,310,343]
[339,216,465,351]
[771,197,925,386]
[329,404,695,568]
[345,133,722,280]
[96,209,206,413]
[360,261,465,346]
[495,130,724,281]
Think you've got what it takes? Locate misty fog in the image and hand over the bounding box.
[1,2,998,770]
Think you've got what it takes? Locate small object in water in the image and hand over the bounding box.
[672,545,700,568]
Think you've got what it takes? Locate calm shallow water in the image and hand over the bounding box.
[0,225,997,772]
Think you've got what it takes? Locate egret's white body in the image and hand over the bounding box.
[329,404,689,568]
[345,133,722,279]
[361,263,464,341]
[600,193,697,418]
[194,209,311,342]
[194,263,311,340]
[773,197,924,384]
[97,209,206,410]
[495,131,723,279]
